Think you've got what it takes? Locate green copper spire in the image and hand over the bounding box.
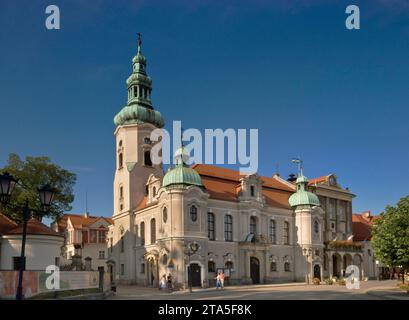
[114,34,164,128]
[288,160,320,208]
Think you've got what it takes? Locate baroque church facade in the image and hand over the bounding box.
[107,39,372,288]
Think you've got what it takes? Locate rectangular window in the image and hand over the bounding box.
[90,230,97,243]
[283,221,290,245]
[208,213,215,240]
[270,220,276,244]
[110,237,113,253]
[120,236,124,253]
[98,230,106,243]
[82,230,88,244]
[224,215,233,241]
[99,251,105,259]
[120,264,125,275]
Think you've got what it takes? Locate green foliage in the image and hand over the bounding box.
[312,278,321,285]
[371,195,409,275]
[337,278,346,286]
[399,284,409,294]
[324,278,333,285]
[0,154,76,222]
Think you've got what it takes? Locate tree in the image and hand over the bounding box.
[0,153,76,222]
[371,195,409,283]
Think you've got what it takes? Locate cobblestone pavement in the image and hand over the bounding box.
[107,280,406,300]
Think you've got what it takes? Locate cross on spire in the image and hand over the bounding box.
[137,33,142,54]
[291,157,304,176]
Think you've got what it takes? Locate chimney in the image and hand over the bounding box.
[362,211,371,220]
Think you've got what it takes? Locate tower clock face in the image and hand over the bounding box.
[329,176,336,186]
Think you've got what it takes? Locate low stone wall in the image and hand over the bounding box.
[0,270,110,299]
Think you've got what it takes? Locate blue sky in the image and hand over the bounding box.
[1,0,408,221]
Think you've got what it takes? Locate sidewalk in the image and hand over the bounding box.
[174,282,308,294]
[366,287,409,300]
[111,282,307,298]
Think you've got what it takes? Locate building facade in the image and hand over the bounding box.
[107,39,370,288]
[0,213,64,270]
[52,213,113,271]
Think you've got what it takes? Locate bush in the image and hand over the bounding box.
[324,278,333,285]
[337,278,346,286]
[312,278,321,285]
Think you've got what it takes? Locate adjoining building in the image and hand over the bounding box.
[0,213,64,270]
[107,39,373,288]
[52,213,113,272]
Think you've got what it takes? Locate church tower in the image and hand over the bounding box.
[111,35,164,283]
[289,162,324,283]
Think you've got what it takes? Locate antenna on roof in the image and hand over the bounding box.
[84,191,89,218]
[275,162,280,176]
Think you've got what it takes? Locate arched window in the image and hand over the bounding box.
[283,221,290,245]
[270,219,277,244]
[225,261,233,270]
[133,86,138,97]
[208,212,215,240]
[118,140,123,147]
[270,261,277,272]
[284,262,290,272]
[140,222,145,245]
[144,150,152,166]
[208,261,216,273]
[250,216,257,234]
[152,186,156,197]
[162,207,168,223]
[224,215,233,241]
[250,185,255,197]
[150,218,156,244]
[314,220,319,234]
[118,153,123,169]
[190,205,198,222]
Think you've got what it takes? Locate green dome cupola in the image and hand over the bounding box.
[163,147,204,188]
[114,34,165,128]
[288,165,320,208]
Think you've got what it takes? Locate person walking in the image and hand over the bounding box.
[167,273,173,292]
[159,274,167,290]
[219,271,225,289]
[215,272,221,290]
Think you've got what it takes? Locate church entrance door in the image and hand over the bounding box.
[190,263,201,287]
[314,264,321,279]
[250,257,260,284]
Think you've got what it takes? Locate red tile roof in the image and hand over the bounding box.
[0,213,18,235]
[6,218,63,237]
[352,212,379,241]
[55,213,113,231]
[194,164,294,209]
[308,175,329,185]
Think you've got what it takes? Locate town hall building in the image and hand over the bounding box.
[107,38,373,289]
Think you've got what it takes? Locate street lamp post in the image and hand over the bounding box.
[0,172,56,300]
[185,241,200,293]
